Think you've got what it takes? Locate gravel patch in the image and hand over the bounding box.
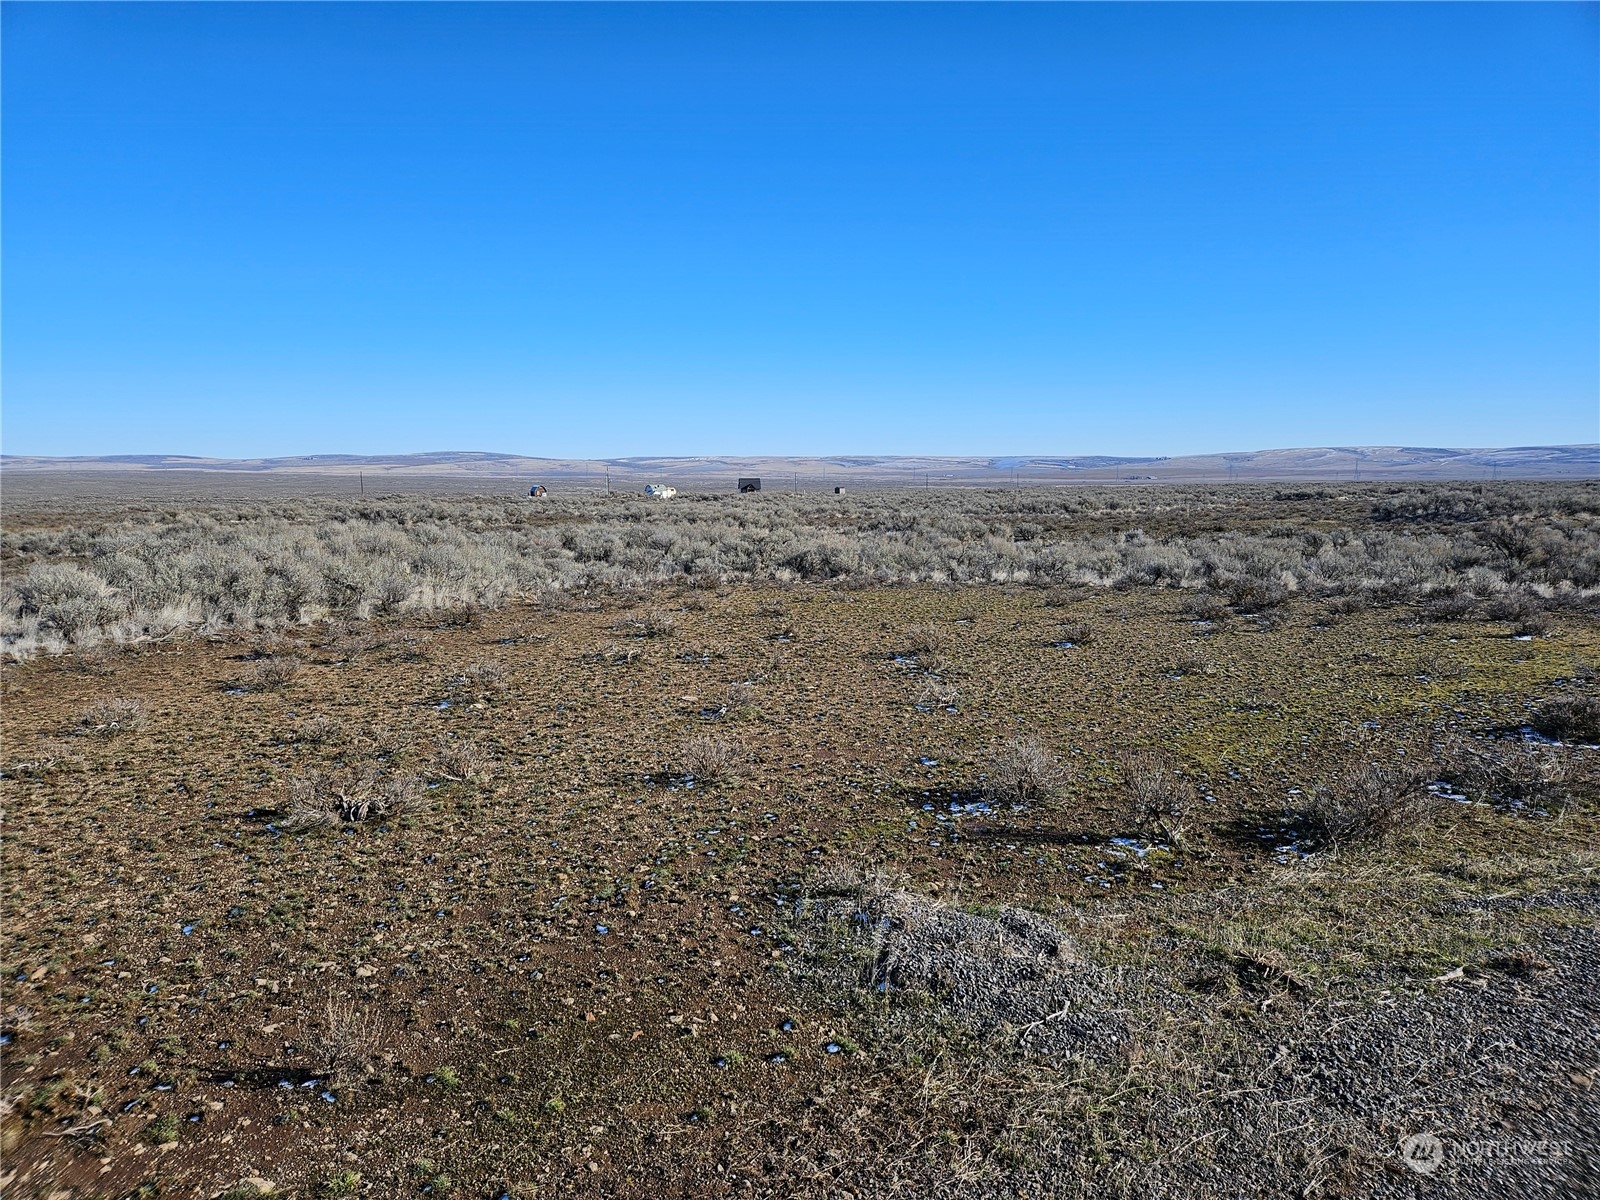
[1120,909,1600,1200]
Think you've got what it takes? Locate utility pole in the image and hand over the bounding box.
[359,471,364,497]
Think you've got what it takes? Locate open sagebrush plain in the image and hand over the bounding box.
[2,480,1598,1199]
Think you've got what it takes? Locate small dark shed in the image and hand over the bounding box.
[738,477,761,493]
[834,486,846,494]
[528,484,548,497]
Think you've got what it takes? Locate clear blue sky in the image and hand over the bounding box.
[4,2,1596,458]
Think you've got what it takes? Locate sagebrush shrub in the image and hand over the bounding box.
[1220,575,1290,613]
[592,641,641,666]
[1485,591,1546,626]
[679,732,738,783]
[5,482,1598,656]
[436,603,483,629]
[313,995,382,1090]
[1445,737,1570,810]
[1301,763,1443,848]
[1326,594,1371,617]
[1121,750,1199,844]
[253,655,301,690]
[985,737,1059,805]
[1530,695,1600,743]
[1182,592,1228,621]
[465,658,507,695]
[1056,621,1093,646]
[294,715,342,744]
[1420,593,1477,622]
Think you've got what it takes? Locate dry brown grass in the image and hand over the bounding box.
[323,624,384,661]
[1417,646,1469,681]
[619,610,678,638]
[1483,948,1553,978]
[915,677,961,710]
[3,537,1597,1200]
[293,715,342,745]
[73,697,145,737]
[279,768,425,832]
[432,736,493,783]
[590,641,641,666]
[67,645,119,677]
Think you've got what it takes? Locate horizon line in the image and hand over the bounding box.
[5,443,1598,463]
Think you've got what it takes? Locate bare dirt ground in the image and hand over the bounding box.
[3,570,1597,1196]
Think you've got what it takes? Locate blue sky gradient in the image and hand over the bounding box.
[4,2,1596,458]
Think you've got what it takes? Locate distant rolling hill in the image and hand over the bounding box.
[2,445,1595,490]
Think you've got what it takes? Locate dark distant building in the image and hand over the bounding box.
[528,484,547,497]
[738,478,761,493]
[834,486,846,494]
